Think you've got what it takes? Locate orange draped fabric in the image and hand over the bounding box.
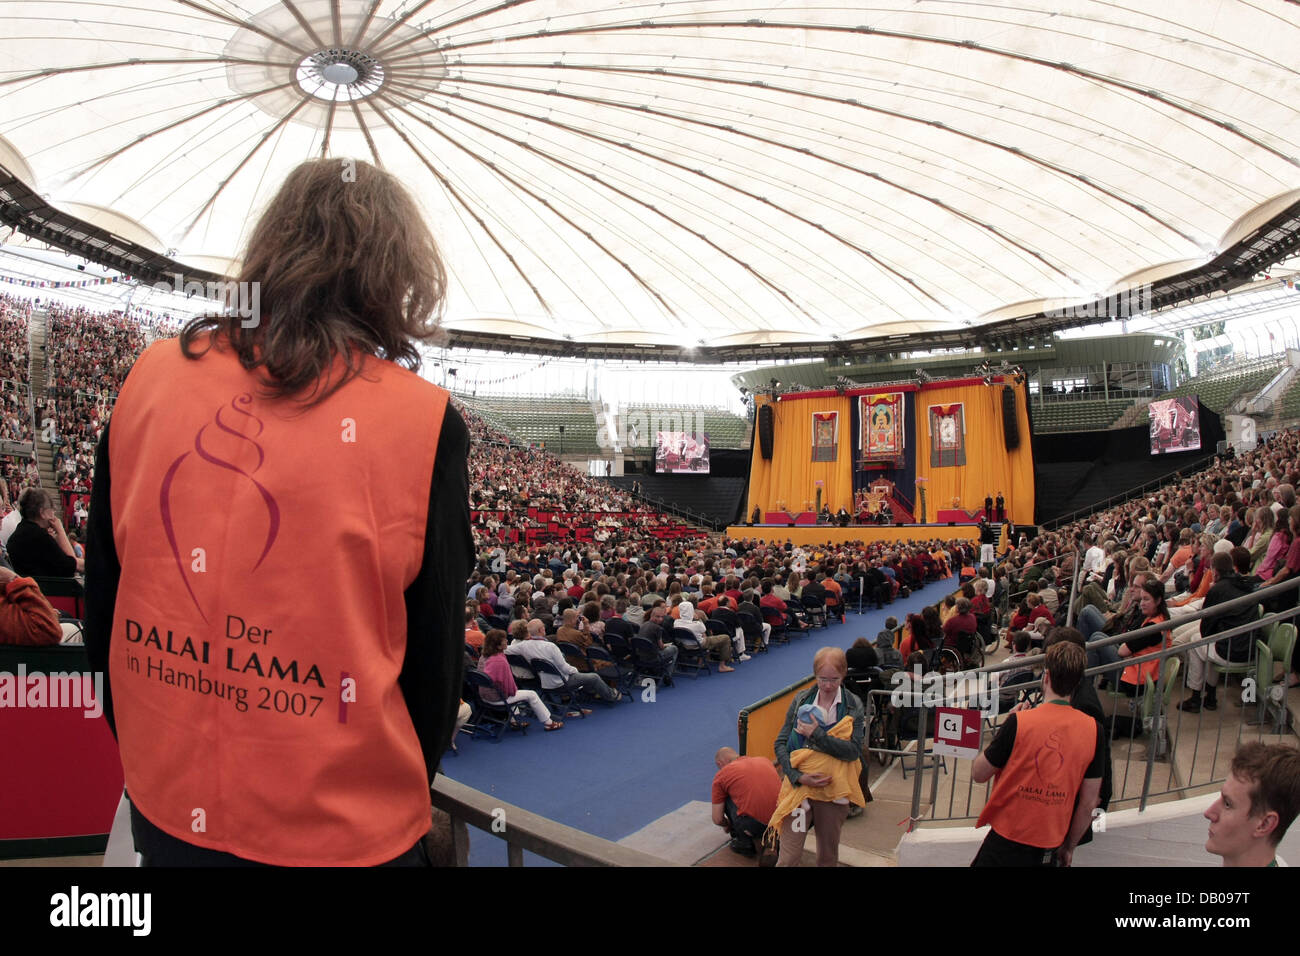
[746,395,853,516]
[914,382,1035,524]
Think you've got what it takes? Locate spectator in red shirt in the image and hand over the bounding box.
[942,597,979,657]
[1026,592,1055,628]
[759,578,787,626]
[711,746,781,858]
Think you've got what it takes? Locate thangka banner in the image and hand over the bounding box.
[928,403,966,467]
[860,393,903,458]
[812,411,838,462]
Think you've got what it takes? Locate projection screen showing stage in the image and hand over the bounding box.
[655,431,711,474]
[1148,395,1201,455]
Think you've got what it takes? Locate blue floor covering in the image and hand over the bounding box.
[440,581,949,865]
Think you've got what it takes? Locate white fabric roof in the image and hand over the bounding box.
[2,1,1298,346]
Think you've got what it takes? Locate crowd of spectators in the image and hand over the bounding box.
[44,302,146,496]
[0,293,32,444]
[456,399,697,551]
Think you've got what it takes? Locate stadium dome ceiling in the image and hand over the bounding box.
[2,1,1300,355]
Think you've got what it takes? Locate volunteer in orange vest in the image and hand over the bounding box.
[971,641,1104,867]
[83,158,473,866]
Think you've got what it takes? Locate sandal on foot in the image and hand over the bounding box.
[544,720,564,731]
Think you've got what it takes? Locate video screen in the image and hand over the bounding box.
[1149,395,1201,455]
[655,431,710,474]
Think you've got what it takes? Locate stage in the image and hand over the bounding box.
[724,523,981,548]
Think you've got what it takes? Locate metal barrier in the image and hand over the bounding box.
[430,776,675,867]
[871,573,1300,827]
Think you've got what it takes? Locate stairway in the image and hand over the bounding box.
[27,309,58,492]
[1111,398,1152,431]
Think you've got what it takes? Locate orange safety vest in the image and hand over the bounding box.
[976,701,1097,849]
[1121,615,1171,688]
[107,336,448,866]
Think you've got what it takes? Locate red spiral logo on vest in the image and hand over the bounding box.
[159,394,281,622]
[1034,728,1066,781]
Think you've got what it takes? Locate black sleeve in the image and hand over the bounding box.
[83,419,121,737]
[1084,723,1105,779]
[11,523,77,578]
[983,713,1017,768]
[399,406,474,786]
[1123,630,1163,654]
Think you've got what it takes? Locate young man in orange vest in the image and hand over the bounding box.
[971,641,1104,867]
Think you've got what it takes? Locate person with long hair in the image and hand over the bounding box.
[1256,506,1292,581]
[84,158,473,866]
[1115,579,1172,697]
[1243,507,1273,568]
[478,628,563,732]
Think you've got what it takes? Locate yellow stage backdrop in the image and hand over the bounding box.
[745,395,853,517]
[915,382,1035,524]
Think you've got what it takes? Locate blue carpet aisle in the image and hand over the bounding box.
[439,580,950,866]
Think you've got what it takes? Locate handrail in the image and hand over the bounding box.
[1042,452,1218,530]
[430,775,675,867]
[1073,569,1300,655]
[621,487,719,531]
[904,573,1300,825]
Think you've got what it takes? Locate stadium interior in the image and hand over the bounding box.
[1,1,1299,872]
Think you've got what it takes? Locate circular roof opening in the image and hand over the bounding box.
[296,50,385,103]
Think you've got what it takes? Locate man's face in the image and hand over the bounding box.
[1205,772,1271,859]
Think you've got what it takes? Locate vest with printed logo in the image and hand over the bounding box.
[976,702,1097,849]
[107,336,447,865]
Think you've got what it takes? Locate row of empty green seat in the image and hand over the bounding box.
[454,394,749,451]
[1031,399,1134,433]
[1158,362,1282,413]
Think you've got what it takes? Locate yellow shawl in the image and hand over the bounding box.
[766,715,866,835]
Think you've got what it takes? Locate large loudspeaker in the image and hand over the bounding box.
[1002,385,1020,450]
[759,404,775,460]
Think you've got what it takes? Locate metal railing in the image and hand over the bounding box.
[889,572,1300,827]
[430,776,674,867]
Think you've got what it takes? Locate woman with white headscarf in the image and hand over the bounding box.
[678,601,735,673]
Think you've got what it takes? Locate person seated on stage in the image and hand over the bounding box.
[818,505,833,524]
[836,507,851,527]
[712,747,781,859]
[881,500,893,524]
